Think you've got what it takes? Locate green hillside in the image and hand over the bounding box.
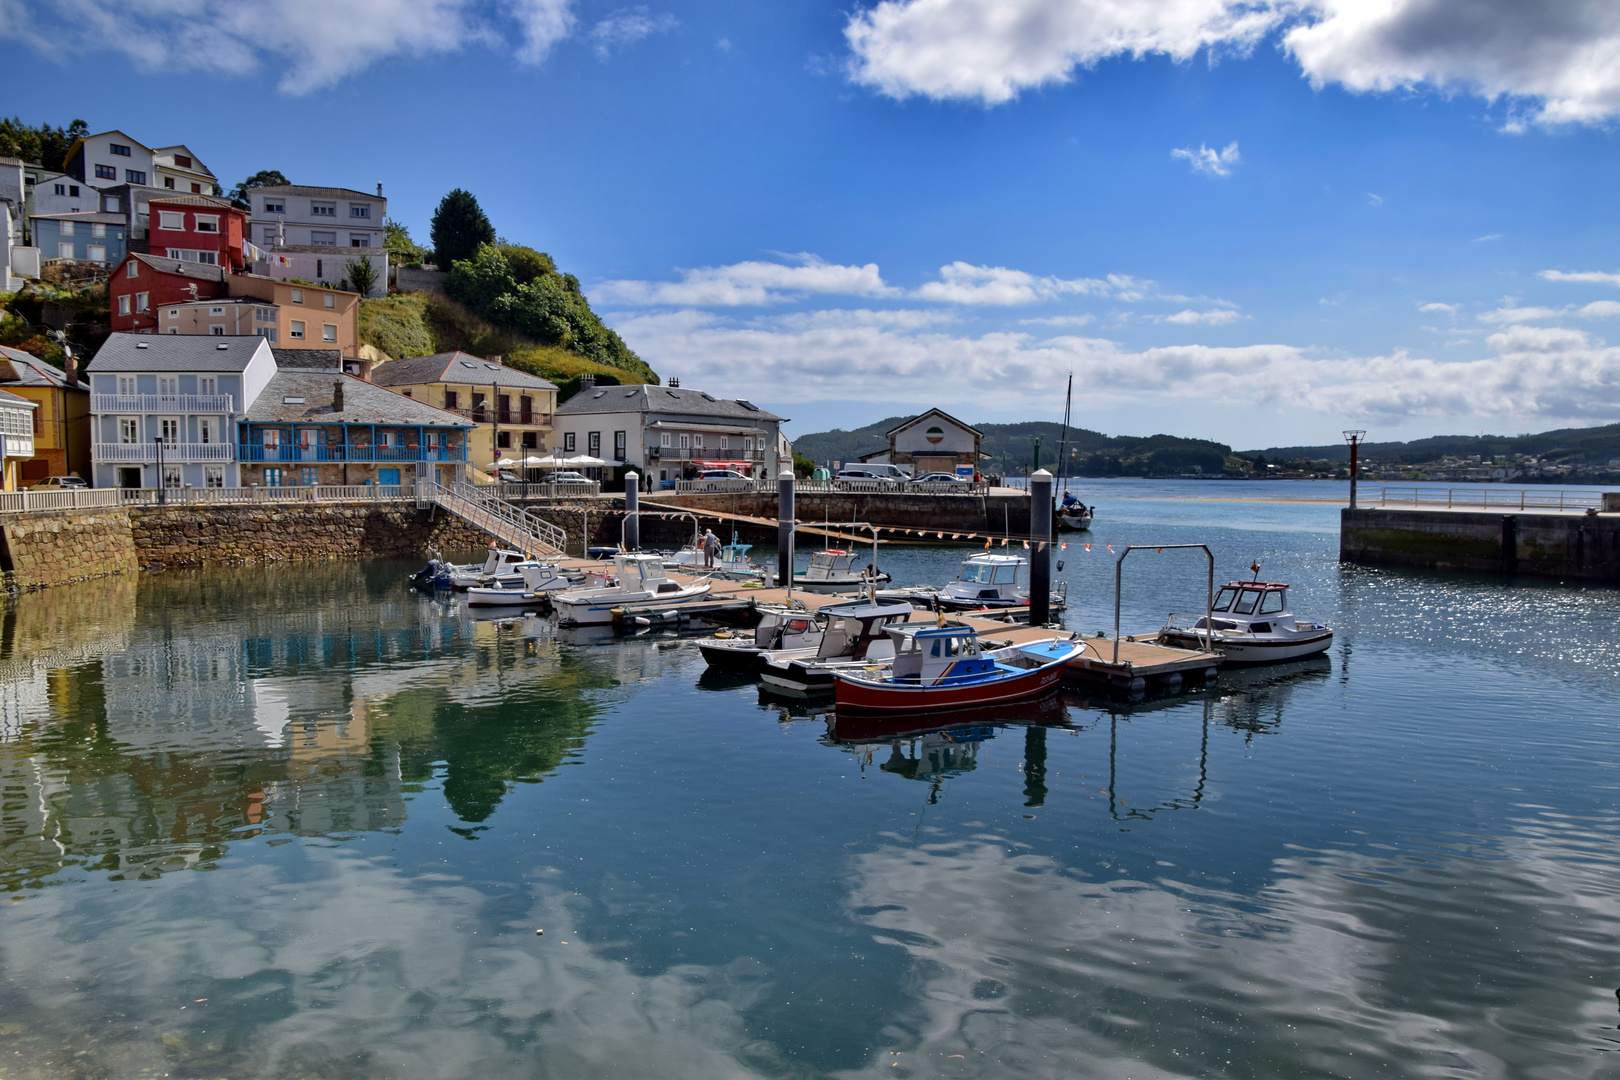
[1250,422,1620,467]
[794,418,1236,477]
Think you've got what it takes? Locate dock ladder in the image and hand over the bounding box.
[417,480,569,557]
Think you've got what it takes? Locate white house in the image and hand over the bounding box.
[860,409,983,478]
[65,130,157,191]
[151,145,217,195]
[552,378,786,486]
[248,185,387,251]
[84,334,277,490]
[0,388,37,492]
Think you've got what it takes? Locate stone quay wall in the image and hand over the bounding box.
[2,503,494,589]
[1341,507,1620,581]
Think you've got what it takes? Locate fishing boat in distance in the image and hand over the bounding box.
[878,553,1066,612]
[794,548,890,593]
[1156,575,1332,664]
[832,623,1084,713]
[552,553,712,626]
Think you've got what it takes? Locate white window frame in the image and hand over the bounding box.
[118,416,140,443]
[310,231,336,246]
[263,199,284,214]
[91,223,107,238]
[349,204,370,218]
[58,242,75,259]
[198,417,217,444]
[158,211,184,231]
[159,417,180,445]
[193,214,220,233]
[204,465,224,488]
[199,377,217,396]
[118,294,131,315]
[660,432,671,447]
[289,320,305,339]
[163,465,182,489]
[209,325,225,336]
[322,324,336,342]
[126,260,138,278]
[323,294,335,308]
[158,377,178,398]
[311,201,336,216]
[134,292,149,312]
[290,289,303,303]
[118,377,136,396]
[59,220,75,236]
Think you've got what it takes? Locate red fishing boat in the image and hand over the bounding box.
[832,623,1085,714]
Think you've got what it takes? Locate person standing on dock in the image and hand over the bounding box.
[702,529,722,568]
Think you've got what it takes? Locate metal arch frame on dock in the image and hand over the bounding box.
[1112,544,1215,662]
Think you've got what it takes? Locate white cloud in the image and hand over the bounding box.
[1171,141,1241,177]
[1477,305,1561,323]
[844,0,1281,105]
[843,0,1620,127]
[1162,307,1244,325]
[0,0,575,92]
[1579,300,1620,319]
[1541,269,1620,287]
[596,255,895,306]
[616,308,1620,424]
[1020,314,1096,327]
[913,262,1144,304]
[1367,192,1384,206]
[588,6,678,60]
[1473,233,1503,242]
[1419,302,1459,315]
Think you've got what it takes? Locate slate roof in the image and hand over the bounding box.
[263,245,386,253]
[244,371,470,427]
[0,346,88,389]
[0,388,38,409]
[86,333,270,373]
[148,194,232,209]
[272,348,342,372]
[252,185,384,203]
[122,252,229,283]
[31,211,126,225]
[556,384,784,423]
[370,352,557,391]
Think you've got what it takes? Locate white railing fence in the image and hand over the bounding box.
[668,478,991,495]
[488,481,602,499]
[93,442,235,462]
[1375,487,1605,511]
[90,394,235,413]
[0,484,413,513]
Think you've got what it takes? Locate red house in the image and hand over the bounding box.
[146,194,247,270]
[107,253,226,333]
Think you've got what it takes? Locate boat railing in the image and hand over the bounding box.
[1374,486,1604,511]
[1113,544,1216,663]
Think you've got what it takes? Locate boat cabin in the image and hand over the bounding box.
[479,548,530,575]
[886,623,997,685]
[754,608,820,649]
[942,554,1025,603]
[1212,581,1291,620]
[812,598,912,660]
[803,549,862,581]
[614,553,687,594]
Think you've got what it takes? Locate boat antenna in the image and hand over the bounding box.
[1057,371,1073,497]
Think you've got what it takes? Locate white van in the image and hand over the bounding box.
[833,463,908,491]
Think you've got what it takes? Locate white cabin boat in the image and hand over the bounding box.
[551,553,713,626]
[1157,580,1332,664]
[666,542,764,581]
[448,548,536,591]
[793,549,890,594]
[464,563,575,607]
[759,599,915,695]
[1057,495,1094,531]
[878,553,1064,612]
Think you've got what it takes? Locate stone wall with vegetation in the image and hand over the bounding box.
[0,509,139,590]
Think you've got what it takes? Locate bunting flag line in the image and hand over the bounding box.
[1084,543,1091,551]
[1060,542,1067,550]
[984,538,992,549]
[1106,545,1115,552]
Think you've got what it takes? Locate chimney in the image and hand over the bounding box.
[357,357,375,382]
[376,183,383,198]
[489,354,501,365]
[333,380,345,412]
[668,376,680,388]
[579,374,595,389]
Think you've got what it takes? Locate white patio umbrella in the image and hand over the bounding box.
[562,455,609,468]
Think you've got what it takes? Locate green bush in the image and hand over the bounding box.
[358,294,435,359]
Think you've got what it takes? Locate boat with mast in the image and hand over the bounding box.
[1054,372,1094,531]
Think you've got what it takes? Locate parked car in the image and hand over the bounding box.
[690,468,752,491]
[31,476,89,490]
[541,471,595,485]
[909,471,972,488]
[833,464,908,491]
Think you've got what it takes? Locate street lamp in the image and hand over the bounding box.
[153,435,165,504]
[1343,430,1366,509]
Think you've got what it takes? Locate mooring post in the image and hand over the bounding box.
[777,469,795,591]
[1029,468,1053,625]
[623,472,640,551]
[1343,429,1365,510]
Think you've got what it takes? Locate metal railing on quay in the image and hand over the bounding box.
[0,484,417,513]
[487,481,602,499]
[1375,486,1604,512]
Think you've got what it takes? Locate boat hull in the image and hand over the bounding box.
[833,654,1073,714]
[1056,510,1093,531]
[793,572,891,595]
[1159,628,1332,665]
[465,588,549,607]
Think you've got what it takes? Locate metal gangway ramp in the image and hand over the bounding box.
[417,480,568,557]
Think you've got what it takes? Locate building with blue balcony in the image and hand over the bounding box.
[238,369,471,488]
[85,334,275,489]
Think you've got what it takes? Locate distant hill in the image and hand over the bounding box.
[1249,422,1620,467]
[794,417,1235,477]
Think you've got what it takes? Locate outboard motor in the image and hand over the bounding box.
[410,557,443,587]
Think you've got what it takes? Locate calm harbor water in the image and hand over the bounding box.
[3,482,1619,1079]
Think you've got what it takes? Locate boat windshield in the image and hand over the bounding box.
[959,562,993,583]
[1213,587,1237,611]
[1233,590,1260,615]
[1259,589,1286,614]
[992,564,1018,584]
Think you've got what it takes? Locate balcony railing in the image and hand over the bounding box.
[648,447,767,462]
[445,408,550,426]
[91,394,236,413]
[0,485,418,514]
[237,444,468,463]
[94,441,234,462]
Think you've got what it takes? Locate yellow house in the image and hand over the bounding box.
[0,345,91,485]
[369,352,556,478]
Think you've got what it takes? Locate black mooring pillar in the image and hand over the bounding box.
[624,472,640,551]
[777,470,795,588]
[1029,468,1053,625]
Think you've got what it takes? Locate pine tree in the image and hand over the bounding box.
[429,189,495,269]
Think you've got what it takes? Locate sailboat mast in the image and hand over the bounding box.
[1057,372,1073,495]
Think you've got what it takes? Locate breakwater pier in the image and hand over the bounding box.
[1340,488,1620,581]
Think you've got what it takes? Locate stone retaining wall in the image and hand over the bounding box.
[1341,507,1620,581]
[1,503,495,589]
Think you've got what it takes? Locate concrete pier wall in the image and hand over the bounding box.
[647,490,1038,535]
[1341,507,1620,581]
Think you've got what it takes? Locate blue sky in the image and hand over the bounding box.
[5,0,1620,448]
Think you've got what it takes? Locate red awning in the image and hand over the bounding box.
[695,460,750,469]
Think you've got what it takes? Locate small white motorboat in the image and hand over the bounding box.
[1057,496,1094,531]
[665,540,765,581]
[794,549,890,594]
[464,563,575,607]
[696,604,825,672]
[1156,578,1332,664]
[551,553,713,626]
[447,547,537,591]
[759,599,915,695]
[878,553,1066,613]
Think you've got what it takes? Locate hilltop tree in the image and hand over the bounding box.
[0,117,88,170]
[430,189,495,268]
[228,169,289,210]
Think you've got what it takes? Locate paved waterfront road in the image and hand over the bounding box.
[1,488,1619,1079]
